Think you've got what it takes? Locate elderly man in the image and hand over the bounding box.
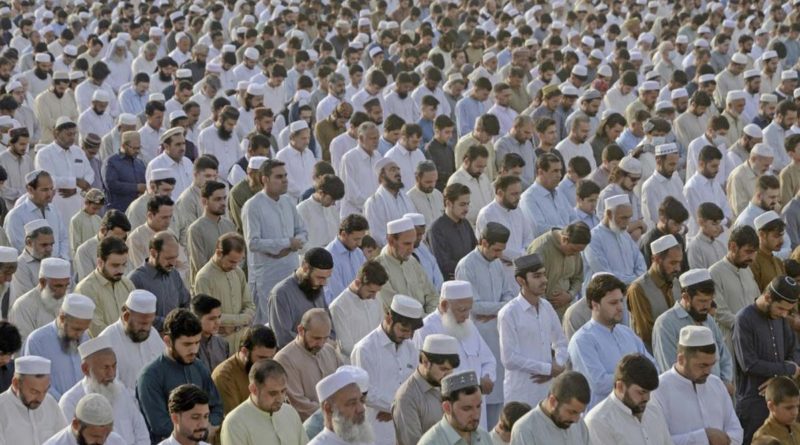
[5,171,70,261]
[330,261,388,359]
[339,121,384,218]
[9,257,71,343]
[145,127,193,200]
[0,356,67,445]
[308,366,374,444]
[498,252,568,412]
[59,337,149,445]
[136,309,223,444]
[351,294,425,445]
[212,326,278,414]
[44,394,124,445]
[568,274,652,409]
[413,280,497,430]
[242,159,308,325]
[641,143,688,228]
[393,334,460,445]
[274,308,343,421]
[276,121,317,203]
[268,248,333,347]
[727,143,774,216]
[100,115,138,163]
[365,158,417,246]
[97,290,163,391]
[585,195,647,285]
[75,237,135,337]
[418,370,493,444]
[597,157,648,240]
[24,294,94,400]
[9,220,55,305]
[220,359,307,445]
[77,90,114,143]
[376,217,439,313]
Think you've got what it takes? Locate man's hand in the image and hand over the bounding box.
[705,428,730,445]
[550,362,565,377]
[76,178,91,191]
[474,314,497,323]
[480,375,494,395]
[531,374,551,384]
[376,411,393,422]
[547,291,573,309]
[724,381,734,396]
[58,188,77,198]
[289,237,304,251]
[758,378,774,396]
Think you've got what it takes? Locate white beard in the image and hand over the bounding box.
[441,310,474,340]
[85,377,120,406]
[40,287,62,316]
[332,408,374,443]
[609,220,624,234]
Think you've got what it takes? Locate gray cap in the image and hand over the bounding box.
[514,253,544,275]
[481,222,510,243]
[581,89,602,102]
[441,370,479,396]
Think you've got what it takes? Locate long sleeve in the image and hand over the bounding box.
[279,355,320,418]
[136,370,173,442]
[569,336,614,402]
[351,346,392,413]
[710,267,738,332]
[243,200,290,255]
[269,291,297,347]
[733,312,795,378]
[341,156,371,211]
[627,283,656,345]
[715,322,734,383]
[131,397,151,445]
[203,372,224,426]
[103,159,141,196]
[498,311,552,375]
[393,386,425,445]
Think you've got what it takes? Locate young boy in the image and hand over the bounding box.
[425,114,456,191]
[69,188,104,253]
[379,114,405,155]
[360,234,379,260]
[687,202,727,269]
[753,376,800,443]
[191,294,229,372]
[557,156,591,208]
[490,402,532,445]
[418,95,439,149]
[499,153,528,188]
[573,179,601,229]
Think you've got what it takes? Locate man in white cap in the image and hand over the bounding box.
[77,90,114,144]
[652,325,743,445]
[742,70,762,124]
[24,294,94,400]
[733,175,792,260]
[169,34,192,67]
[0,246,18,319]
[44,393,126,445]
[597,156,648,240]
[197,106,241,187]
[376,216,438,313]
[234,83,264,141]
[625,81,659,124]
[627,235,683,352]
[23,53,54,99]
[413,280,496,430]
[145,127,192,200]
[753,94,779,129]
[641,143,688,228]
[59,337,149,445]
[276,120,316,203]
[365,158,417,246]
[350,293,423,444]
[232,47,260,85]
[728,143,775,216]
[418,370,493,444]
[0,356,67,445]
[714,54,747,109]
[33,72,79,145]
[763,100,798,172]
[220,359,306,444]
[760,51,781,95]
[9,257,71,343]
[9,219,54,304]
[585,195,647,285]
[652,269,734,386]
[308,365,373,444]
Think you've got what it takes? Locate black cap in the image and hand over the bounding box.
[303,247,334,270]
[769,276,800,303]
[514,253,544,275]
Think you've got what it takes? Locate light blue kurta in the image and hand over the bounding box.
[454,96,486,138]
[242,191,308,324]
[520,182,574,238]
[324,238,367,305]
[568,319,653,409]
[5,197,71,260]
[23,321,88,400]
[585,224,647,284]
[415,243,444,293]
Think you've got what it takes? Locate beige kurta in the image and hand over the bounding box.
[74,268,136,337]
[454,133,496,180]
[710,256,761,355]
[33,89,79,144]
[376,247,439,313]
[726,161,759,216]
[126,224,190,286]
[273,340,343,420]
[193,259,255,351]
[186,215,236,287]
[8,286,59,343]
[296,196,339,250]
[526,229,584,319]
[74,236,136,281]
[220,398,308,445]
[173,186,202,245]
[69,210,101,255]
[406,186,444,230]
[125,193,152,230]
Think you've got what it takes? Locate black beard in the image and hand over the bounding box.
[126,326,150,343]
[297,274,322,301]
[687,306,708,322]
[0,73,10,82]
[53,89,64,98]
[34,68,49,80]
[159,72,172,82]
[385,178,404,191]
[217,126,232,140]
[397,91,408,99]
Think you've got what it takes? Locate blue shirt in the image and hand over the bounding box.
[556,176,578,208]
[5,197,70,260]
[520,181,575,238]
[584,224,647,284]
[23,320,87,400]
[119,88,148,116]
[455,96,486,138]
[378,137,394,156]
[414,243,444,293]
[573,208,600,229]
[325,238,366,304]
[102,153,147,211]
[418,118,433,150]
[616,128,643,154]
[568,319,653,409]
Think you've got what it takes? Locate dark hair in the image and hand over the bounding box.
[481,222,511,245]
[550,371,591,404]
[242,325,278,351]
[147,195,174,215]
[568,156,591,177]
[145,101,166,115]
[442,382,481,402]
[168,384,209,414]
[765,375,800,404]
[501,153,526,170]
[697,202,724,221]
[360,234,378,250]
[576,180,601,199]
[498,402,532,433]
[0,321,21,354]
[536,153,562,172]
[98,209,130,233]
[563,222,591,245]
[602,144,625,162]
[216,232,245,256]
[684,277,715,298]
[494,175,521,193]
[317,174,345,200]
[194,155,219,173]
[444,183,471,202]
[615,353,659,391]
[757,174,780,192]
[586,274,626,306]
[729,225,759,250]
[97,236,128,261]
[658,196,689,223]
[698,145,722,163]
[421,350,460,368]
[259,159,286,178]
[340,214,369,233]
[164,308,203,341]
[191,294,222,318]
[249,359,286,385]
[358,260,389,286]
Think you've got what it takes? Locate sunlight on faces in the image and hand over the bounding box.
[591,289,625,326]
[340,229,366,251]
[200,308,222,337]
[153,181,174,197]
[153,240,179,273]
[389,230,416,261]
[360,127,380,152]
[466,157,487,178]
[441,298,474,340]
[421,356,455,386]
[698,217,724,239]
[479,239,505,261]
[100,252,128,282]
[516,268,548,296]
[216,249,243,272]
[85,352,119,404]
[28,232,55,260]
[299,319,331,354]
[618,382,651,415]
[123,309,156,343]
[329,383,372,443]
[761,228,785,252]
[654,247,683,281]
[730,242,758,268]
[677,350,716,384]
[417,170,437,194]
[59,314,91,342]
[753,155,774,175]
[291,129,311,150]
[445,390,482,434]
[196,168,219,189]
[204,189,227,217]
[172,403,210,443]
[28,174,55,205]
[263,166,289,195]
[250,374,287,413]
[769,396,800,426]
[13,374,50,409]
[500,182,522,209]
[538,162,563,190]
[758,187,781,211]
[167,333,202,365]
[384,314,416,344]
[683,291,714,322]
[301,263,332,290]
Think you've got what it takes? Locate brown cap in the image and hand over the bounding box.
[84,188,105,204]
[83,133,101,148]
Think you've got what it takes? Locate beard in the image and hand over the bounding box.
[86,377,120,406]
[217,125,233,141]
[501,196,518,210]
[159,72,172,82]
[297,273,323,301]
[609,220,625,234]
[441,310,473,340]
[332,407,373,443]
[155,262,174,274]
[397,90,408,99]
[171,347,195,365]
[34,67,49,80]
[40,287,63,315]
[384,177,404,191]
[125,322,151,343]
[0,72,9,82]
[422,368,442,387]
[102,266,123,282]
[57,325,81,354]
[621,389,647,416]
[687,305,708,322]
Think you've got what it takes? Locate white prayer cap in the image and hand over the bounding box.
[169,11,184,21]
[387,217,414,235]
[242,15,256,24]
[629,50,643,61]
[63,45,78,57]
[755,28,769,36]
[307,49,319,62]
[386,21,399,30]
[15,356,50,375]
[762,50,778,61]
[655,101,674,112]
[645,70,660,81]
[697,25,712,35]
[551,20,564,29]
[567,30,579,40]
[676,35,688,44]
[640,81,659,92]
[289,120,308,134]
[482,51,497,63]
[373,157,397,176]
[650,234,678,255]
[39,258,70,279]
[0,246,17,262]
[248,156,268,170]
[62,294,95,320]
[731,53,748,65]
[119,113,138,126]
[77,336,113,360]
[670,88,688,100]
[390,294,424,320]
[369,46,383,58]
[75,394,114,426]
[160,127,184,144]
[337,365,369,392]
[206,62,222,74]
[726,90,746,103]
[744,69,761,80]
[744,124,763,139]
[358,18,371,27]
[679,268,712,288]
[655,143,679,156]
[589,49,605,61]
[175,68,192,79]
[222,44,236,53]
[316,368,359,402]
[335,19,350,29]
[24,219,50,236]
[92,89,110,102]
[571,65,588,77]
[441,280,473,300]
[55,116,75,129]
[125,289,157,314]
[698,74,716,83]
[760,93,778,104]
[149,92,165,102]
[422,334,459,355]
[604,194,630,210]
[6,80,23,92]
[150,168,175,182]
[782,70,798,80]
[597,65,612,77]
[149,27,164,37]
[618,156,642,175]
[755,211,782,230]
[722,19,735,28]
[69,71,84,81]
[679,325,714,347]
[237,81,250,91]
[34,53,50,63]
[752,143,774,157]
[581,36,595,47]
[246,83,265,96]
[559,84,579,97]
[244,47,260,61]
[794,88,800,100]
[403,213,425,226]
[113,37,127,48]
[169,110,187,122]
